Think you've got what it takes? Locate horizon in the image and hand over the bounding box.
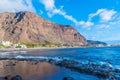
[0,0,120,41]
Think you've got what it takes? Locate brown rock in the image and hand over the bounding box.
[0,11,87,46]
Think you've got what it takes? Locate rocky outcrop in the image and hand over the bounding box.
[0,11,87,46]
[4,75,23,80]
[62,77,74,80]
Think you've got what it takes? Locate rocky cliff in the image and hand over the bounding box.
[0,11,87,46]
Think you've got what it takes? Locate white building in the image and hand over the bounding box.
[20,45,27,48]
[0,41,11,46]
[13,44,19,48]
[13,44,27,48]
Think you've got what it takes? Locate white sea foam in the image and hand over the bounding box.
[16,55,64,62]
[16,55,48,59]
[99,61,113,68]
[16,55,25,58]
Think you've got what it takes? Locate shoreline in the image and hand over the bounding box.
[0,46,120,79]
[0,46,118,51]
[0,56,120,80]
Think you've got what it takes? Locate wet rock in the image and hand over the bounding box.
[11,75,23,80]
[55,59,119,79]
[62,77,74,80]
[114,73,120,80]
[4,75,12,80]
[114,68,120,73]
[58,59,79,67]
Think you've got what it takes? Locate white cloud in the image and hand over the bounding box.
[0,0,35,12]
[96,24,110,29]
[87,9,118,29]
[100,10,116,22]
[40,0,55,11]
[39,0,118,29]
[77,21,94,28]
[39,0,93,28]
[89,9,117,22]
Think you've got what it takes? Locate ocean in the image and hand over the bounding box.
[25,46,120,66]
[0,46,120,80]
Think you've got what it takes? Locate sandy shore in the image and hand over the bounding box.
[0,47,70,51]
[0,46,89,51]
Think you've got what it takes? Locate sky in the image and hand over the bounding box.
[0,0,120,41]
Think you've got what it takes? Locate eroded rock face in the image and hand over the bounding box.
[0,11,87,46]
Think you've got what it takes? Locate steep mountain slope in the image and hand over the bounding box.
[0,11,87,46]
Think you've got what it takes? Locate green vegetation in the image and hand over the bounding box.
[0,44,10,48]
[22,43,59,48]
[0,44,5,48]
[15,45,22,48]
[0,40,77,49]
[62,44,70,46]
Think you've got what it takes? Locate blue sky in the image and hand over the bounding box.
[0,0,120,41]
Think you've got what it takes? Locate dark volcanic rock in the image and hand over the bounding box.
[11,75,23,80]
[0,11,87,46]
[43,57,120,79]
[58,60,113,78]
[62,77,74,80]
[4,75,23,80]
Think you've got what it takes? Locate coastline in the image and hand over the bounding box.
[0,45,119,52]
[0,47,84,52]
[0,56,120,80]
[0,46,120,80]
[0,45,116,51]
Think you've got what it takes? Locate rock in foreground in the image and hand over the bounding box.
[62,77,74,80]
[15,56,120,80]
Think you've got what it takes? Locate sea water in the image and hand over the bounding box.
[0,46,120,80]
